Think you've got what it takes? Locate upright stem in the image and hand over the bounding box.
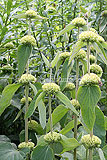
[49,93,53,134]
[7,51,10,64]
[25,84,29,142]
[89,149,93,160]
[87,42,90,74]
[86,149,88,160]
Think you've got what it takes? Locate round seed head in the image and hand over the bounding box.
[42,83,60,94]
[75,49,86,60]
[28,120,38,131]
[18,142,35,149]
[71,17,86,27]
[64,82,75,91]
[59,52,71,60]
[89,55,96,64]
[4,42,14,49]
[44,132,61,142]
[19,74,36,84]
[71,99,80,110]
[21,97,32,104]
[90,64,103,77]
[81,134,101,149]
[79,31,98,43]
[80,73,101,86]
[25,10,37,19]
[20,35,36,46]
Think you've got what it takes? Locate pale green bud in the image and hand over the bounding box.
[80,73,101,85]
[59,52,70,60]
[71,17,86,27]
[20,97,32,104]
[2,65,13,71]
[4,42,14,49]
[18,142,35,149]
[71,99,80,110]
[19,74,36,84]
[28,120,43,135]
[64,82,75,91]
[44,132,61,142]
[25,10,37,19]
[81,134,101,149]
[90,64,103,77]
[79,31,98,43]
[42,83,60,94]
[20,35,36,46]
[89,28,98,34]
[75,49,86,60]
[89,55,96,64]
[97,35,105,43]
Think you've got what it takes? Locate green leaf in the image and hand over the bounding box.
[93,106,106,146]
[29,83,38,95]
[46,105,68,132]
[50,142,63,154]
[80,59,87,74]
[38,100,46,129]
[54,58,63,78]
[60,120,80,135]
[101,42,107,50]
[97,148,106,160]
[0,142,25,160]
[7,0,12,16]
[31,145,54,160]
[105,117,107,130]
[0,83,21,115]
[80,6,87,13]
[41,54,50,67]
[13,107,23,122]
[57,23,75,38]
[69,41,85,65]
[60,135,80,153]
[56,91,79,116]
[17,44,32,76]
[77,85,101,130]
[51,52,59,68]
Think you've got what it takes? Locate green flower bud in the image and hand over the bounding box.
[71,99,80,110]
[90,46,95,52]
[25,10,37,19]
[19,74,36,84]
[18,142,35,149]
[89,55,96,64]
[81,134,101,149]
[64,82,75,91]
[2,65,13,71]
[59,52,70,60]
[80,73,101,86]
[90,64,103,77]
[75,49,86,60]
[71,17,86,27]
[42,83,60,94]
[44,132,61,142]
[97,35,105,43]
[28,120,43,135]
[20,35,36,46]
[89,28,98,34]
[4,42,14,49]
[79,31,98,43]
[102,10,107,17]
[20,97,32,104]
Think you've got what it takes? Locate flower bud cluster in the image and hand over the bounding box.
[71,99,80,110]
[79,31,98,43]
[81,134,101,149]
[89,55,96,64]
[64,82,75,91]
[42,83,60,94]
[18,142,35,149]
[20,35,36,46]
[89,28,97,34]
[44,132,61,142]
[25,10,37,18]
[21,97,32,104]
[28,120,38,131]
[80,73,100,85]
[19,74,36,84]
[75,49,86,60]
[2,65,13,70]
[4,42,14,49]
[97,35,105,43]
[90,64,103,77]
[59,52,70,60]
[71,17,86,27]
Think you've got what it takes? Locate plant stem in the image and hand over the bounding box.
[86,149,88,160]
[89,149,93,160]
[87,42,90,74]
[49,93,53,134]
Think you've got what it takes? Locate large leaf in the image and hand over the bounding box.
[7,0,12,16]
[38,100,46,129]
[0,83,21,115]
[0,142,25,160]
[56,91,79,116]
[94,106,106,146]
[31,145,54,160]
[17,44,32,76]
[77,85,101,130]
[60,135,80,153]
[46,105,68,132]
[41,53,50,67]
[54,58,63,78]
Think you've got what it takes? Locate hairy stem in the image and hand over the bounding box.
[49,93,53,134]
[87,42,90,74]
[89,149,93,160]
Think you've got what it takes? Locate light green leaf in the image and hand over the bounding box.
[42,54,50,67]
[101,42,107,50]
[80,6,87,13]
[51,52,59,68]
[56,91,79,116]
[7,0,12,16]
[31,145,54,160]
[54,58,63,78]
[13,107,23,122]
[80,59,87,74]
[38,100,46,129]
[46,105,68,132]
[97,148,106,160]
[29,83,38,95]
[0,83,21,115]
[17,44,32,76]
[77,85,101,130]
[105,117,107,130]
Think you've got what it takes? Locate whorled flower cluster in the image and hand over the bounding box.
[80,73,101,86]
[18,142,35,149]
[81,134,101,149]
[4,42,14,49]
[79,31,98,43]
[20,35,36,46]
[20,97,32,104]
[71,99,80,110]
[28,120,38,131]
[44,132,61,142]
[25,10,37,18]
[97,35,105,43]
[59,52,71,60]
[89,28,98,34]
[42,83,60,94]
[71,17,86,27]
[89,55,96,64]
[19,74,36,84]
[75,49,86,60]
[64,82,75,91]
[90,64,103,77]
